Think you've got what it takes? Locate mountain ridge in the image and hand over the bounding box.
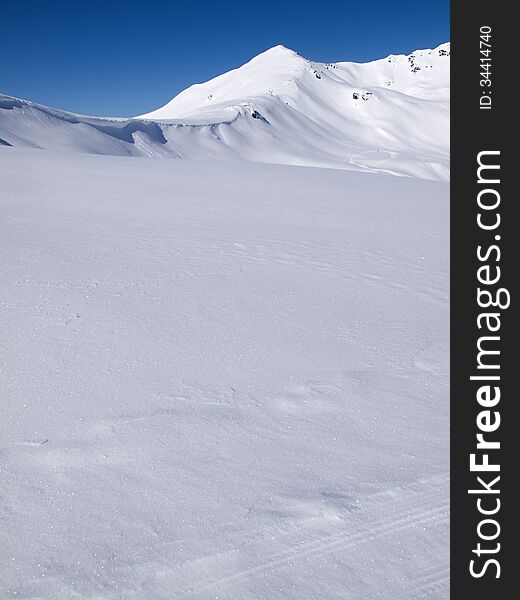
[137,42,449,120]
[0,43,449,180]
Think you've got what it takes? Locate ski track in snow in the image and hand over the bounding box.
[0,148,448,599]
[155,475,449,598]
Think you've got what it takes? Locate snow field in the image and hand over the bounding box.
[1,148,449,599]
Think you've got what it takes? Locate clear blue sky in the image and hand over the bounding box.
[1,1,449,117]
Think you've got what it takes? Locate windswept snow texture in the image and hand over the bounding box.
[1,148,449,599]
[0,43,449,180]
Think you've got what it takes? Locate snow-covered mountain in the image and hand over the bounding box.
[0,43,449,179]
[1,42,450,599]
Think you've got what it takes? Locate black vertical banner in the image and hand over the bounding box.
[451,2,514,598]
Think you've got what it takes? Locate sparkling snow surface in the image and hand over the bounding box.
[1,148,448,599]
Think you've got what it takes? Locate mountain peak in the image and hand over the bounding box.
[249,44,303,64]
[258,44,299,56]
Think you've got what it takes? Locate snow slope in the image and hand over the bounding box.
[1,147,449,599]
[0,44,449,180]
